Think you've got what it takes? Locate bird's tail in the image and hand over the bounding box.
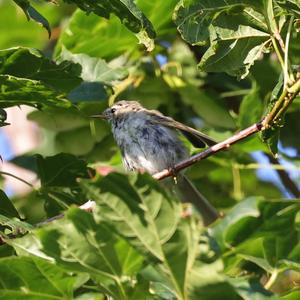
[176,175,219,226]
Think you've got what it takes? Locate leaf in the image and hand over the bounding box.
[36,153,91,188]
[62,0,156,51]
[281,289,300,300]
[16,208,145,299]
[27,107,89,132]
[56,10,138,59]
[13,0,51,37]
[212,198,300,275]
[0,48,82,109]
[260,75,284,155]
[238,83,263,128]
[81,173,203,298]
[59,48,128,85]
[0,189,20,218]
[0,75,71,109]
[179,85,236,129]
[0,214,33,235]
[0,256,80,299]
[199,17,269,79]
[0,47,81,92]
[81,173,181,261]
[174,0,270,79]
[211,196,261,251]
[0,108,8,127]
[275,0,300,17]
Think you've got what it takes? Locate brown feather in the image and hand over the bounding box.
[146,110,216,148]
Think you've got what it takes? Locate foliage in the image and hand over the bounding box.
[0,0,299,299]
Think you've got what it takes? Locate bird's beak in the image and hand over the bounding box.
[90,114,107,120]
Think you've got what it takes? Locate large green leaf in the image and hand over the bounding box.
[0,256,80,299]
[56,10,138,59]
[36,153,91,188]
[62,0,155,51]
[59,49,128,85]
[0,47,81,92]
[174,0,271,78]
[11,208,145,299]
[0,47,82,109]
[81,173,200,298]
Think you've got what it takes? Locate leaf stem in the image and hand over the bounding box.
[264,270,278,290]
[284,15,295,87]
[263,76,300,129]
[271,36,285,73]
[0,171,35,189]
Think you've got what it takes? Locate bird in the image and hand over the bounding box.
[92,100,219,225]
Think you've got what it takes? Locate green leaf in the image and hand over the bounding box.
[275,0,300,17]
[0,47,81,92]
[62,0,155,51]
[13,0,51,37]
[174,1,270,78]
[22,208,144,299]
[179,85,236,129]
[27,107,89,132]
[260,75,284,155]
[56,10,137,59]
[211,196,261,251]
[238,83,263,128]
[59,48,128,85]
[0,214,33,235]
[199,16,269,79]
[81,173,181,261]
[0,75,71,109]
[0,189,20,218]
[137,0,178,37]
[0,256,79,299]
[0,108,7,127]
[36,153,91,187]
[281,289,300,300]
[0,48,82,109]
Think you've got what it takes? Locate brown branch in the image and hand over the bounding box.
[153,122,263,180]
[153,74,300,181]
[265,154,300,198]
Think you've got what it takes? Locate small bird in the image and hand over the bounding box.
[93,100,219,225]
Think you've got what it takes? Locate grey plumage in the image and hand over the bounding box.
[98,100,219,225]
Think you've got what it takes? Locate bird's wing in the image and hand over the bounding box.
[146,110,216,148]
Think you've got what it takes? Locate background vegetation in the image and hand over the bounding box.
[0,0,300,299]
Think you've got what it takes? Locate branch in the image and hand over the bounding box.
[153,75,300,181]
[35,200,96,227]
[153,122,263,180]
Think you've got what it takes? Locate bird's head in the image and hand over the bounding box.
[91,100,143,122]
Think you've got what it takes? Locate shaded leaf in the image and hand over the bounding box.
[0,256,79,299]
[238,84,263,128]
[62,0,155,51]
[0,189,20,218]
[36,153,91,187]
[13,0,51,37]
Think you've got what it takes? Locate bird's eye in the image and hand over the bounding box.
[111,108,116,113]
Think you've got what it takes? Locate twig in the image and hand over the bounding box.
[153,122,263,180]
[265,154,300,198]
[35,200,96,227]
[262,76,300,129]
[0,171,35,188]
[284,16,295,87]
